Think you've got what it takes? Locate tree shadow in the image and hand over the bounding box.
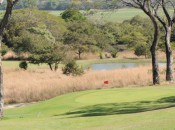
[64,96,175,117]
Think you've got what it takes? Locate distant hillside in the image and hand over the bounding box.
[0,0,121,10]
[0,0,175,10]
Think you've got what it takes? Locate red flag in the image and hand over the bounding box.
[104,81,109,84]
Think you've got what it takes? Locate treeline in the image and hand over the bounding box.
[1,0,175,10]
[0,0,121,10]
[2,9,174,71]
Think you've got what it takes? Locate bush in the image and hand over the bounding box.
[1,43,9,56]
[99,52,103,59]
[19,61,28,70]
[111,50,118,58]
[62,60,84,76]
[61,9,86,22]
[134,44,147,58]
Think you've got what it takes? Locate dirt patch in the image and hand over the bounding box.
[4,102,37,109]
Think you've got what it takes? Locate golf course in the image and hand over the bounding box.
[1,0,175,129]
[1,86,175,130]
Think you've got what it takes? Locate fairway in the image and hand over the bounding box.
[48,8,174,23]
[1,86,175,130]
[48,8,146,23]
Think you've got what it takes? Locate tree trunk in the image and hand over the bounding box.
[150,46,160,84]
[0,0,18,118]
[165,27,174,82]
[149,16,160,85]
[54,63,58,71]
[0,3,13,118]
[0,36,3,118]
[78,50,81,59]
[48,63,53,71]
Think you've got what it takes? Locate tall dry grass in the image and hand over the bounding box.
[3,66,168,104]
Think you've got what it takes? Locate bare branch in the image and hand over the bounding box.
[162,0,171,25]
[122,0,140,8]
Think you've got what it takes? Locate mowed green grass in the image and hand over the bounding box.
[2,61,48,69]
[48,8,146,23]
[1,86,175,130]
[48,8,174,23]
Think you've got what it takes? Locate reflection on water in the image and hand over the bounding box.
[90,63,166,71]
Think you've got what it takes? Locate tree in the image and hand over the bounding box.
[62,59,84,76]
[134,43,150,58]
[21,0,38,9]
[0,0,19,118]
[154,0,175,82]
[64,21,98,59]
[10,26,66,71]
[119,31,148,47]
[61,8,86,22]
[1,43,9,56]
[123,0,160,84]
[30,44,67,71]
[7,26,56,53]
[4,9,67,47]
[98,22,120,49]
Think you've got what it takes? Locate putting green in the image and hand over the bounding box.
[75,87,175,104]
[1,86,175,130]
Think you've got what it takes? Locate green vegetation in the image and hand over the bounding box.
[2,61,48,69]
[19,61,28,70]
[1,86,175,130]
[1,43,9,56]
[87,9,147,23]
[61,9,86,22]
[5,9,67,49]
[64,22,96,60]
[48,8,175,23]
[62,59,84,76]
[2,58,153,70]
[1,2,175,129]
[49,9,146,23]
[134,43,150,58]
[29,45,66,71]
[3,9,163,64]
[4,9,68,70]
[110,49,118,58]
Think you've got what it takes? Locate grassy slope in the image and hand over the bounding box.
[1,86,175,130]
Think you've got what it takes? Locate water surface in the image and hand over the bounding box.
[90,62,166,71]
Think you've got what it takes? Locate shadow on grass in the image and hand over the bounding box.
[64,96,175,117]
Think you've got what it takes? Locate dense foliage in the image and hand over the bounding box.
[0,0,121,10]
[3,9,166,72]
[4,9,67,70]
[61,9,86,22]
[62,59,84,76]
[19,61,28,70]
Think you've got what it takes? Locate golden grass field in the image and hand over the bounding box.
[3,65,170,104]
[2,50,174,104]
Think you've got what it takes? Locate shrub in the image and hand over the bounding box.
[134,43,150,58]
[111,50,118,58]
[19,61,28,70]
[62,60,84,76]
[99,52,103,59]
[61,9,86,22]
[1,43,9,56]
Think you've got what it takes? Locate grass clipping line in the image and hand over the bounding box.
[3,66,166,104]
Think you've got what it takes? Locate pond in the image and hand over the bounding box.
[89,62,166,71]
